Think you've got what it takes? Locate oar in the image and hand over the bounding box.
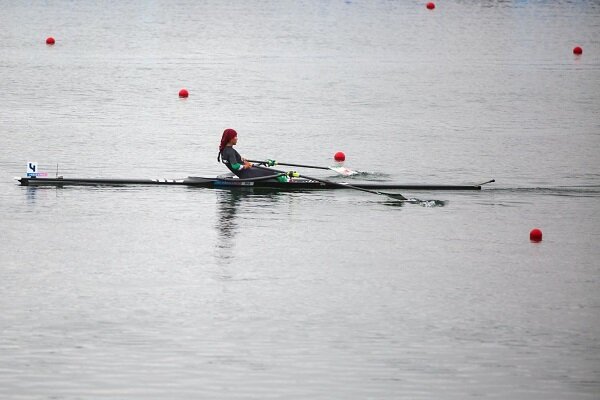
[254,165,407,202]
[249,159,329,170]
[248,159,357,176]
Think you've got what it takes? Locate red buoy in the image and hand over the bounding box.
[334,151,346,162]
[573,46,583,55]
[426,2,435,10]
[46,37,55,45]
[179,88,189,98]
[530,228,543,242]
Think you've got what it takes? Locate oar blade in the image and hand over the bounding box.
[329,166,358,176]
[406,198,448,207]
[385,193,408,201]
[381,197,447,207]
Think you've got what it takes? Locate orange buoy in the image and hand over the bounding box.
[179,88,189,98]
[573,46,583,55]
[426,2,435,10]
[530,228,543,242]
[46,37,55,45]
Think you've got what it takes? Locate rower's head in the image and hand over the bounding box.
[219,128,238,151]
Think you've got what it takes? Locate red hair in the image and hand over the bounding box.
[217,128,238,161]
[219,128,238,152]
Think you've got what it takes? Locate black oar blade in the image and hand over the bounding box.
[385,193,408,201]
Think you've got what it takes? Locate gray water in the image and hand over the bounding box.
[1,1,599,398]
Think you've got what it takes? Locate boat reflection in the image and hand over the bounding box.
[214,188,296,259]
[215,189,246,253]
[22,185,60,205]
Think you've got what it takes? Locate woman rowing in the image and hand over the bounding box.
[217,128,293,182]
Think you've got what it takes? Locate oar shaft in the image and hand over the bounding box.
[248,160,330,170]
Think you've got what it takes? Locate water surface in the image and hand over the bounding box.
[1,1,599,398]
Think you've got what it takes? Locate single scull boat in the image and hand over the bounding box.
[17,175,494,190]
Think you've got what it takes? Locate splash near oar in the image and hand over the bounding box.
[328,165,357,176]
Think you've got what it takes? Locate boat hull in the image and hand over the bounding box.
[17,176,491,190]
